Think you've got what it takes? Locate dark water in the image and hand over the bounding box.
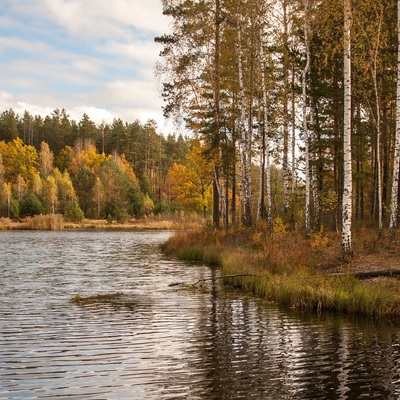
[0,230,400,399]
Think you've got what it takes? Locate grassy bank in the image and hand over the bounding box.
[162,225,400,320]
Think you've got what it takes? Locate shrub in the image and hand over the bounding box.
[64,201,84,222]
[20,193,45,217]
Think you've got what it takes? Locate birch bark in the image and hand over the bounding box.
[259,38,273,230]
[282,0,290,215]
[389,0,400,240]
[238,27,252,227]
[310,102,320,229]
[342,0,352,255]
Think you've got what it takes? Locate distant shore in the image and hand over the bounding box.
[0,215,205,231]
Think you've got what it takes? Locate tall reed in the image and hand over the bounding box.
[26,214,65,230]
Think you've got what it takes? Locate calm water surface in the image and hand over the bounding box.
[1,230,400,399]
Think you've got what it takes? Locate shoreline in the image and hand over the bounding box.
[0,216,204,231]
[161,227,400,322]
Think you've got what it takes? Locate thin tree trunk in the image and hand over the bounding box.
[238,27,252,227]
[303,0,311,236]
[310,100,320,229]
[368,8,383,237]
[260,38,272,230]
[374,70,383,237]
[219,152,227,229]
[213,167,220,228]
[266,125,272,231]
[389,0,400,240]
[342,0,353,255]
[257,107,266,223]
[282,0,290,214]
[291,64,297,229]
[212,0,221,228]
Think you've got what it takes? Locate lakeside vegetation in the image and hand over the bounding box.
[162,224,400,321]
[0,214,204,231]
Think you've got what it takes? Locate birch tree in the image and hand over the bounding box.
[342,0,353,255]
[237,25,253,227]
[389,0,400,240]
[258,34,273,229]
[39,141,54,178]
[282,0,290,215]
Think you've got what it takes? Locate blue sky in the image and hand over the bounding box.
[0,0,172,131]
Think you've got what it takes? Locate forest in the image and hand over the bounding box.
[0,109,200,221]
[155,0,400,255]
[2,0,400,257]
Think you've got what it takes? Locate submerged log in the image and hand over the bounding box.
[71,292,124,305]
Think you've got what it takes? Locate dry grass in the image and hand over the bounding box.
[26,214,65,230]
[163,225,400,320]
[1,214,206,231]
[0,215,65,230]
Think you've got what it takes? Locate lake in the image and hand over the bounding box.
[1,230,400,399]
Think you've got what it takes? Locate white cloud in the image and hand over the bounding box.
[95,79,163,109]
[43,0,170,39]
[69,105,115,124]
[97,39,161,68]
[0,36,51,54]
[0,0,174,134]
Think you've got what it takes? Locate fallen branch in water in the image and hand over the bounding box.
[191,274,258,287]
[168,274,258,288]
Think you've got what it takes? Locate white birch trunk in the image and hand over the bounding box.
[389,0,400,239]
[238,27,252,227]
[369,11,383,237]
[342,0,352,255]
[259,38,272,230]
[303,0,311,236]
[266,128,272,231]
[291,64,297,229]
[291,65,296,198]
[282,0,290,214]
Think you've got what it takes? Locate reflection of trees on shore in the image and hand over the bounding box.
[189,284,400,399]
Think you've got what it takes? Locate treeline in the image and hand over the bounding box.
[155,0,400,252]
[0,109,192,221]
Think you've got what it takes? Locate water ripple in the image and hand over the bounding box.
[1,230,400,399]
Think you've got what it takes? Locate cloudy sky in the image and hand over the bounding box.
[0,0,172,131]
